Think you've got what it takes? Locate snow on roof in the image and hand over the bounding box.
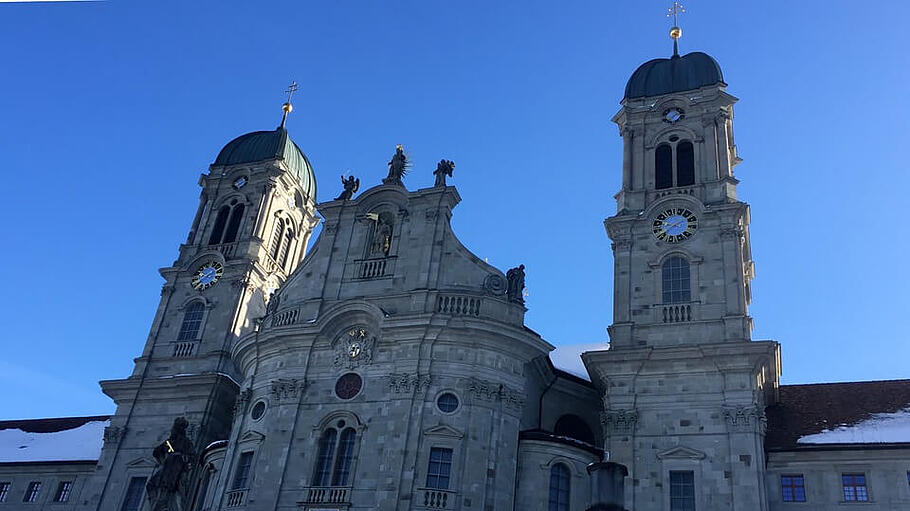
[0,417,109,463]
[798,408,910,445]
[549,342,607,382]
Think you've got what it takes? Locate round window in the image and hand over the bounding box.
[250,400,266,421]
[437,392,459,413]
[334,373,363,400]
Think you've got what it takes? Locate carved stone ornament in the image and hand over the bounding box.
[324,223,338,235]
[482,274,507,295]
[270,378,304,402]
[600,409,639,434]
[505,265,526,305]
[720,227,743,241]
[723,404,767,433]
[466,378,525,410]
[333,326,377,369]
[425,209,438,222]
[233,388,253,416]
[103,425,125,444]
[388,373,431,394]
[160,285,175,297]
[611,239,632,251]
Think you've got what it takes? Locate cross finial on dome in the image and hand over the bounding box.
[666,1,685,57]
[280,81,299,129]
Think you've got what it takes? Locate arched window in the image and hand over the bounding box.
[207,206,230,245]
[655,144,673,190]
[177,302,205,341]
[269,218,285,260]
[548,463,571,511]
[676,141,695,186]
[553,414,595,445]
[662,256,691,304]
[222,204,245,244]
[278,229,294,270]
[312,426,358,487]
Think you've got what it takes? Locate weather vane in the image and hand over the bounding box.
[666,1,686,56]
[280,81,299,128]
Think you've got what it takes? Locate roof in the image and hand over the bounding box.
[624,51,724,99]
[765,380,910,451]
[0,415,110,463]
[214,127,316,201]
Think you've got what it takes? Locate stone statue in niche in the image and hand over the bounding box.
[335,174,360,201]
[433,159,455,187]
[383,144,408,186]
[146,417,195,511]
[265,291,281,315]
[369,212,394,257]
[506,264,526,304]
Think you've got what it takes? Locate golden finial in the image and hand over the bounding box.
[280,81,299,129]
[667,1,685,56]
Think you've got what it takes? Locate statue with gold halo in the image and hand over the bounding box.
[383,144,408,186]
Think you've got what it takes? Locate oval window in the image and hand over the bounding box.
[335,373,363,400]
[437,392,459,413]
[250,400,266,421]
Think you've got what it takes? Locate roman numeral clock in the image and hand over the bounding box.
[651,207,698,243]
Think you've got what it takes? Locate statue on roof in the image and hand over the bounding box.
[383,144,408,186]
[146,417,195,511]
[335,174,360,201]
[506,264,526,305]
[433,159,455,187]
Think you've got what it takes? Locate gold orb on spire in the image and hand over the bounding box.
[282,102,293,113]
[669,26,682,40]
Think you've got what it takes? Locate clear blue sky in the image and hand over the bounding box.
[0,1,907,419]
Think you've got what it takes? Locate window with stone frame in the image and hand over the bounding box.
[312,424,358,487]
[232,451,254,490]
[23,481,41,503]
[669,471,695,511]
[841,473,868,502]
[0,482,9,503]
[208,205,231,245]
[53,481,73,503]
[119,477,146,511]
[177,301,205,341]
[662,256,691,304]
[548,463,571,511]
[426,447,453,490]
[780,474,806,502]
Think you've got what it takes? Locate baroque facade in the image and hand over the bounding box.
[2,37,909,511]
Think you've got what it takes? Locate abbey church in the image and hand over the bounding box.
[1,20,909,511]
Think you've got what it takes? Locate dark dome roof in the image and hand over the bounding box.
[214,128,316,200]
[624,51,724,99]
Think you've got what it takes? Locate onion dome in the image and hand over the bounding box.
[624,51,724,100]
[214,127,316,201]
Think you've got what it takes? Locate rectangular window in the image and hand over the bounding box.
[119,477,147,511]
[53,481,73,503]
[426,447,453,490]
[0,482,10,503]
[780,474,806,502]
[23,481,41,503]
[669,471,696,511]
[232,451,254,490]
[842,473,868,502]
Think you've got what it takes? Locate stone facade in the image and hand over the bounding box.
[3,40,910,511]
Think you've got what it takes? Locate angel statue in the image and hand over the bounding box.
[383,144,408,186]
[433,159,455,187]
[335,174,360,201]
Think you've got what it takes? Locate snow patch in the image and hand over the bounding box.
[550,342,608,381]
[798,408,910,444]
[0,419,108,462]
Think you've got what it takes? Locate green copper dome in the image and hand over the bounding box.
[624,51,724,99]
[214,128,316,200]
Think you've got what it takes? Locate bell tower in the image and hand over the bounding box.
[81,90,320,511]
[583,13,781,511]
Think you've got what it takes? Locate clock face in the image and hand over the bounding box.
[664,108,684,123]
[652,208,698,243]
[232,176,247,189]
[191,261,223,290]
